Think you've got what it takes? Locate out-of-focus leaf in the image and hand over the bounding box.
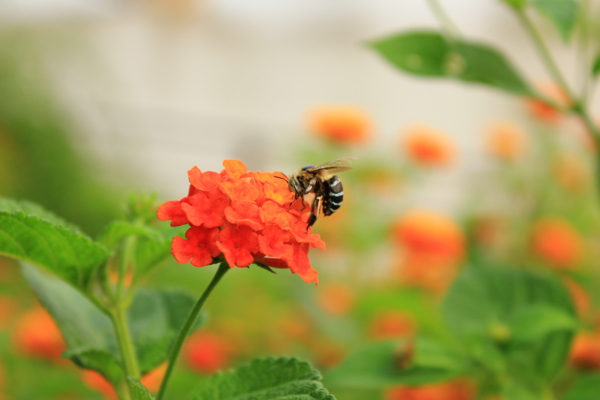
[23,264,202,379]
[190,357,335,400]
[66,348,125,385]
[561,374,600,400]
[98,221,162,249]
[593,54,600,77]
[442,267,575,380]
[128,288,203,374]
[324,340,466,389]
[509,304,580,342]
[0,202,108,289]
[501,0,526,9]
[530,0,579,42]
[0,197,77,229]
[98,220,175,280]
[371,31,533,96]
[128,378,155,400]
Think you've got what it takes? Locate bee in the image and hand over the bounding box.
[280,157,356,230]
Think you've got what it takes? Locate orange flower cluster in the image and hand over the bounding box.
[13,307,66,362]
[308,106,372,145]
[570,328,600,370]
[402,124,455,166]
[393,210,465,293]
[526,82,570,124]
[158,160,325,284]
[369,310,416,340]
[531,218,582,270]
[82,364,167,399]
[183,331,233,374]
[486,122,527,161]
[386,380,474,400]
[316,283,356,316]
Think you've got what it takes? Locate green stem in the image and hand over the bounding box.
[156,262,230,400]
[110,305,141,380]
[426,0,460,39]
[516,9,576,102]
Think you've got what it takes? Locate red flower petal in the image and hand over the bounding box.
[181,192,228,228]
[289,219,326,250]
[189,168,224,192]
[219,179,260,203]
[172,227,221,267]
[285,243,319,284]
[259,201,296,230]
[258,225,293,259]
[157,200,189,227]
[224,200,263,230]
[216,225,259,268]
[222,160,248,180]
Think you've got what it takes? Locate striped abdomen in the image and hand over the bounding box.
[323,176,343,216]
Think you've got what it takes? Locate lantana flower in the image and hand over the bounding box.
[158,160,325,284]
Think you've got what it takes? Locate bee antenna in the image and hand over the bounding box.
[274,173,289,183]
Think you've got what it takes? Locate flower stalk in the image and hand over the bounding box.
[156,262,230,400]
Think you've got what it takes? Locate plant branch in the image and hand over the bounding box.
[516,9,576,103]
[110,305,141,382]
[426,0,460,39]
[156,262,230,400]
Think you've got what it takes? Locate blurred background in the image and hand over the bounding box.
[1,0,600,399]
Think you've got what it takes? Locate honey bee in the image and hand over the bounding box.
[280,157,356,230]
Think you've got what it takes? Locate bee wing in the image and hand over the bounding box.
[304,157,357,174]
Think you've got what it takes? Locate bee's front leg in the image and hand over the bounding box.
[306,195,322,232]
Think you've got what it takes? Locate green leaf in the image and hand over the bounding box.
[0,197,78,229]
[23,264,202,379]
[0,208,108,289]
[530,0,579,42]
[98,221,162,249]
[190,357,335,400]
[593,54,600,77]
[128,288,204,374]
[509,304,580,342]
[371,31,533,96]
[502,0,526,9]
[324,340,465,389]
[128,378,155,400]
[98,220,175,280]
[441,267,576,380]
[561,374,600,400]
[66,349,125,384]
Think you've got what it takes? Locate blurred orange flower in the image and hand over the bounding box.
[369,310,416,340]
[562,277,590,319]
[532,218,582,269]
[307,106,372,145]
[386,380,474,400]
[309,337,346,368]
[486,122,527,161]
[402,124,455,166]
[82,371,117,400]
[183,331,233,374]
[13,306,66,362]
[554,154,588,192]
[158,159,326,284]
[393,210,465,292]
[569,330,600,370]
[317,283,356,316]
[526,82,570,124]
[393,210,464,261]
[82,363,166,399]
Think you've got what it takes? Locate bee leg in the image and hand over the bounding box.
[306,195,322,232]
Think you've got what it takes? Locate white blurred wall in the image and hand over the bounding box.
[1,0,594,211]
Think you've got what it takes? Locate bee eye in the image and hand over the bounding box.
[302,165,314,171]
